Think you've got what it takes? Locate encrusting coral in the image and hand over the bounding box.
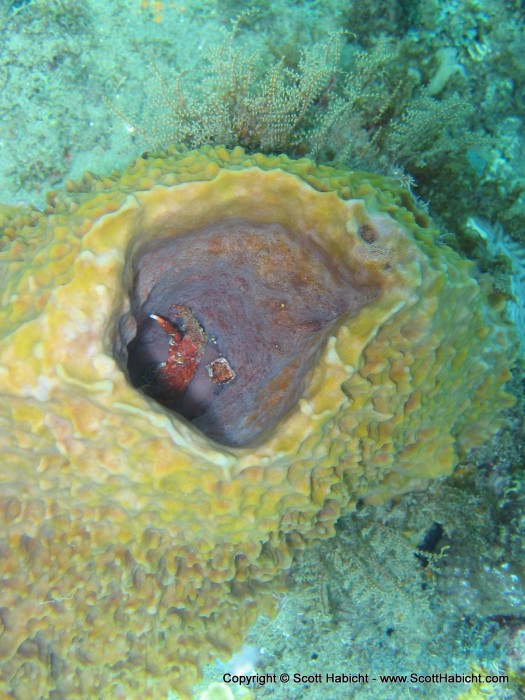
[0,145,517,698]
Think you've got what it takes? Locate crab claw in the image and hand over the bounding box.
[147,305,208,398]
[149,313,182,343]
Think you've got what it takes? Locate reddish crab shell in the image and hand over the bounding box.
[149,304,208,397]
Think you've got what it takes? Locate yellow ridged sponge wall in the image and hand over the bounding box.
[0,146,516,698]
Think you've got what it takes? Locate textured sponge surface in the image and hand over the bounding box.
[0,146,516,698]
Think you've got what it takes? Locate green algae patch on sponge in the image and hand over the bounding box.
[0,145,516,698]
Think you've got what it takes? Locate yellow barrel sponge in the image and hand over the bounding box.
[0,146,516,698]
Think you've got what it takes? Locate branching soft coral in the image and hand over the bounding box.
[124,30,477,182]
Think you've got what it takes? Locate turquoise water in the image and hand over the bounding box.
[0,1,523,699]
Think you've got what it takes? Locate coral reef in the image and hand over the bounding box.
[0,144,516,697]
[243,396,524,700]
[0,2,523,698]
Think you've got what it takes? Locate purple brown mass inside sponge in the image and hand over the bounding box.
[117,219,377,447]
